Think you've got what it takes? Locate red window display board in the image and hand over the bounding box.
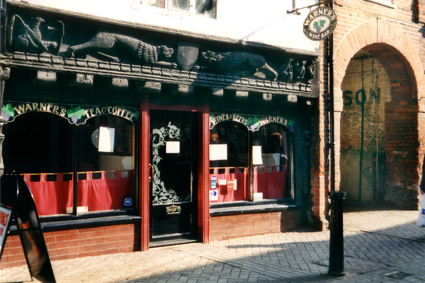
[23,173,73,216]
[209,167,249,202]
[77,170,133,211]
[24,170,134,215]
[253,166,286,199]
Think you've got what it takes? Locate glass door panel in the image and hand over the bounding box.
[150,110,198,245]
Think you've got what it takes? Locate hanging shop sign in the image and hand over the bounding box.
[1,102,140,125]
[209,113,294,132]
[303,7,337,41]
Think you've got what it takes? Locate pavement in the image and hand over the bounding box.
[1,204,425,283]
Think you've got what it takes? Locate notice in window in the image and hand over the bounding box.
[209,144,228,161]
[228,179,237,190]
[166,141,180,154]
[98,127,115,152]
[209,190,218,201]
[252,146,263,165]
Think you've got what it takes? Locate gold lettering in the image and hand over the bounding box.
[52,105,59,115]
[14,105,26,115]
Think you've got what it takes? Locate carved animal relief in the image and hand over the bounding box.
[8,15,64,55]
[5,12,317,88]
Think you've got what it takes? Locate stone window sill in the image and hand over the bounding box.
[364,0,396,9]
[210,199,298,216]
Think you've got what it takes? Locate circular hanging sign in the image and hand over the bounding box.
[303,7,337,41]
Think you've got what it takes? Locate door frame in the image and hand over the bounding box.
[140,97,210,250]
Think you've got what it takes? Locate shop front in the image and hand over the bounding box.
[0,3,319,267]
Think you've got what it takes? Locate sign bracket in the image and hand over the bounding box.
[287,0,332,15]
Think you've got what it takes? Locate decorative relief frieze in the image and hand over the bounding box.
[2,10,319,97]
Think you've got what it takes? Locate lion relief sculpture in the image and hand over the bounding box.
[195,51,279,81]
[67,32,177,68]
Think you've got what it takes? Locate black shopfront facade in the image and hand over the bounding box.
[0,3,318,266]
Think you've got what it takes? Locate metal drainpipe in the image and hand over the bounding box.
[329,4,335,193]
[327,0,346,277]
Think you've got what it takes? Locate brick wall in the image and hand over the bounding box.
[340,57,389,201]
[0,223,140,268]
[329,0,425,208]
[209,210,300,241]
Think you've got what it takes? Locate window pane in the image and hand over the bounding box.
[76,115,135,212]
[171,0,190,11]
[251,125,288,200]
[210,121,248,168]
[195,0,216,18]
[3,112,74,215]
[146,0,165,8]
[209,121,249,202]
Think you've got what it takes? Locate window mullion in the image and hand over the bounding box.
[72,125,78,216]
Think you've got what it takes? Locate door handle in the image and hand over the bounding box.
[149,164,154,182]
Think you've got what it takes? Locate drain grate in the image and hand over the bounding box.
[384,271,412,280]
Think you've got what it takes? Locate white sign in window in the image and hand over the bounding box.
[166,141,180,154]
[252,146,263,165]
[209,144,228,161]
[98,127,115,153]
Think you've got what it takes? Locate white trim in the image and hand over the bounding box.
[134,0,216,18]
[364,0,397,9]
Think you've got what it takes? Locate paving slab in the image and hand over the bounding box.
[1,207,424,283]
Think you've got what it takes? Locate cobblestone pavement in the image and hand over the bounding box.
[1,206,425,282]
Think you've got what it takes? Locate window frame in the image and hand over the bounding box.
[135,0,217,19]
[208,113,294,203]
[3,112,139,218]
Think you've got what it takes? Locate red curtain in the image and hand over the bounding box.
[254,166,286,199]
[24,173,73,216]
[209,167,249,202]
[77,170,133,211]
[25,170,134,215]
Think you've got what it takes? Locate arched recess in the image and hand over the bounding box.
[333,19,425,207]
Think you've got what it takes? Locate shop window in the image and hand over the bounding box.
[209,122,249,202]
[251,125,288,200]
[140,0,216,18]
[3,112,136,216]
[209,117,291,203]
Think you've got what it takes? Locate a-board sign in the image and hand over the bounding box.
[0,173,56,283]
[0,204,13,258]
[303,7,337,41]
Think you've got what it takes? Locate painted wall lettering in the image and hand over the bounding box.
[343,88,381,107]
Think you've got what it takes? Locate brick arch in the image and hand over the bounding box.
[334,18,425,109]
[333,18,425,205]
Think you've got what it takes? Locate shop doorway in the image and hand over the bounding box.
[149,110,199,246]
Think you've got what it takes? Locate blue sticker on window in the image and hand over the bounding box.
[123,198,133,207]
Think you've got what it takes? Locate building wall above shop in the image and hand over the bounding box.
[5,0,320,54]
